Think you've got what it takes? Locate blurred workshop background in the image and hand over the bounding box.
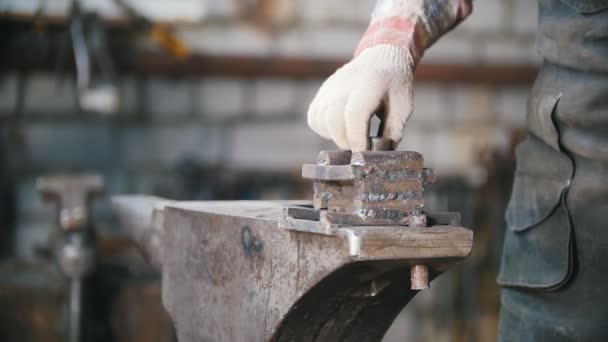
[0,0,538,341]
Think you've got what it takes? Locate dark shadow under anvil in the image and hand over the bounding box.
[112,197,473,342]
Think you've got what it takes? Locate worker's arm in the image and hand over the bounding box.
[307,0,472,151]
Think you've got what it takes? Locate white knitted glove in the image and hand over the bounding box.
[308,45,413,151]
[308,0,472,151]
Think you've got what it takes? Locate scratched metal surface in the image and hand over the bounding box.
[303,150,435,226]
[113,197,473,342]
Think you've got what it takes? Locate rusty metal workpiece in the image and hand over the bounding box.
[301,150,436,227]
[112,196,473,342]
[290,148,467,291]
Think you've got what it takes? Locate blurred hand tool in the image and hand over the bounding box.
[69,0,119,114]
[113,0,191,59]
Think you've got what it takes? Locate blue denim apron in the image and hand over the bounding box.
[497,1,608,340]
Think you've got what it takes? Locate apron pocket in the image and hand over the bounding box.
[498,198,573,290]
[497,135,574,290]
[505,136,572,232]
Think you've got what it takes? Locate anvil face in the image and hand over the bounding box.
[112,198,473,342]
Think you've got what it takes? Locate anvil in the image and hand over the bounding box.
[112,195,473,341]
[112,137,472,342]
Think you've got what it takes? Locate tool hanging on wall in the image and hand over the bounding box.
[113,0,191,60]
[68,0,119,114]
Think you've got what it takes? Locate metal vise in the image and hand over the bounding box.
[112,152,472,342]
[38,174,103,342]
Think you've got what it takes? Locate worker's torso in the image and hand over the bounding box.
[498,1,608,340]
[529,0,608,160]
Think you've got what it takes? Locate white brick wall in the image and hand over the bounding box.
[355,0,376,23]
[412,85,446,125]
[146,78,194,119]
[24,73,78,114]
[178,25,273,57]
[276,26,362,58]
[229,122,322,171]
[118,77,139,114]
[121,123,222,167]
[198,78,246,120]
[480,37,539,64]
[1,0,209,23]
[293,80,323,116]
[448,85,495,124]
[400,125,507,180]
[251,79,298,116]
[495,87,529,127]
[430,125,511,180]
[203,0,239,19]
[294,0,375,25]
[511,0,539,36]
[423,34,477,64]
[298,1,362,25]
[432,128,479,175]
[166,0,540,66]
[458,0,508,34]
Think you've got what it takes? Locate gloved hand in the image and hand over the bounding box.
[307,0,472,151]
